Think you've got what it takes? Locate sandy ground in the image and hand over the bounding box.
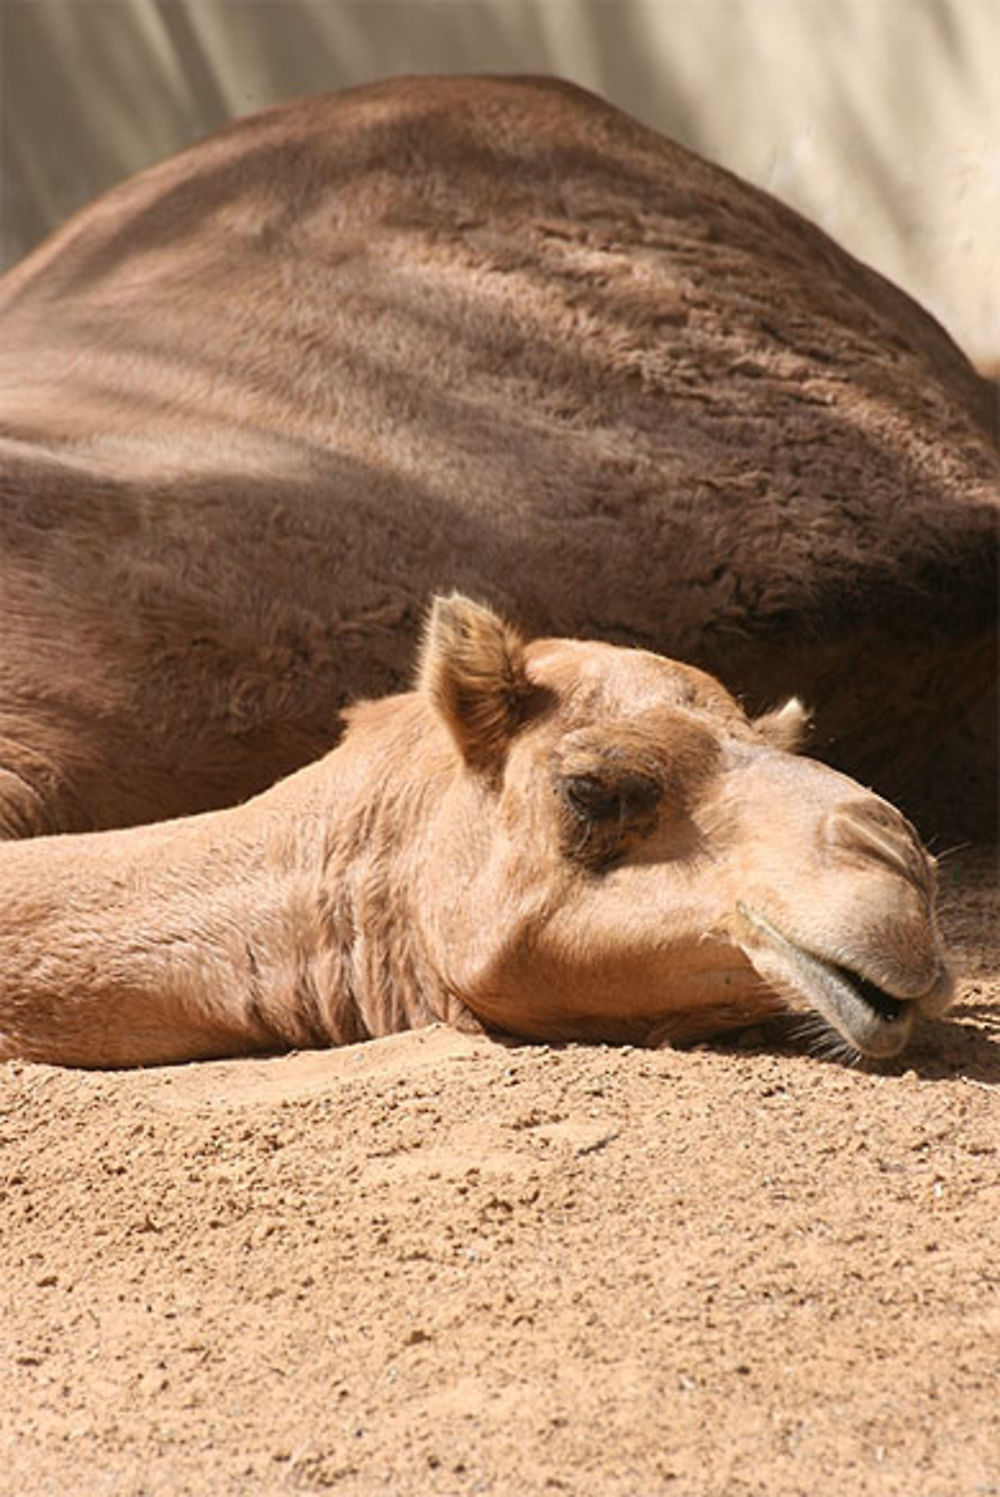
[1,847,997,1497]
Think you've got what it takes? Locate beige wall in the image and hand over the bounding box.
[2,0,997,368]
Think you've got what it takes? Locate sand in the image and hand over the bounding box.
[1,848,997,1496]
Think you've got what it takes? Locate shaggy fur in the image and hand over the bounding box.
[0,74,995,841]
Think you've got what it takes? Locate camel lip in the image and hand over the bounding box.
[735,901,927,1058]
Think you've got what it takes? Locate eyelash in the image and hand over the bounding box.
[557,770,662,869]
[561,775,627,821]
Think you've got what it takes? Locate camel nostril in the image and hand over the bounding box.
[827,799,933,896]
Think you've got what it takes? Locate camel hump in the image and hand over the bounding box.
[2,71,990,434]
[0,74,994,843]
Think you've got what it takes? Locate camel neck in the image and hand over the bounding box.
[0,698,466,1067]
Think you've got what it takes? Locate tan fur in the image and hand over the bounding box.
[0,75,995,845]
[418,593,535,774]
[0,597,951,1069]
[754,698,812,754]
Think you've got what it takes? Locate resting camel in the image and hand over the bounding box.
[0,76,991,1066]
[0,595,953,1068]
[0,74,996,848]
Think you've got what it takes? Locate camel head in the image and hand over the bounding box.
[0,592,954,1069]
[411,595,953,1058]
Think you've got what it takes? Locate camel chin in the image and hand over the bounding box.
[736,902,954,1058]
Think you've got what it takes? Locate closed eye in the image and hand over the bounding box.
[559,770,661,824]
[555,767,662,871]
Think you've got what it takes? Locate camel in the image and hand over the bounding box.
[0,594,953,1068]
[0,74,995,849]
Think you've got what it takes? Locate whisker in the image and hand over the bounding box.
[784,1010,862,1067]
[931,840,973,864]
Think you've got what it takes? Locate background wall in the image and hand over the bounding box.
[1,0,997,371]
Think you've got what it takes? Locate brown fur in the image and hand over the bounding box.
[419,593,536,776]
[0,597,952,1068]
[0,75,995,843]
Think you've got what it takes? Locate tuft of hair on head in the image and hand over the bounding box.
[418,593,534,773]
[754,696,813,753]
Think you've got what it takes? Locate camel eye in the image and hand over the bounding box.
[556,766,662,871]
[561,774,622,821]
[560,771,660,824]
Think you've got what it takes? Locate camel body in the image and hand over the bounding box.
[0,74,995,841]
[0,596,952,1067]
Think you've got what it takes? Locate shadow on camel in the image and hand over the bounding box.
[0,75,994,848]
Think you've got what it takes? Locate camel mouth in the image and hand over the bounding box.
[826,964,907,1026]
[736,902,926,1059]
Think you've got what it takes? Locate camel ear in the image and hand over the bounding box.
[419,594,532,772]
[755,697,812,753]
